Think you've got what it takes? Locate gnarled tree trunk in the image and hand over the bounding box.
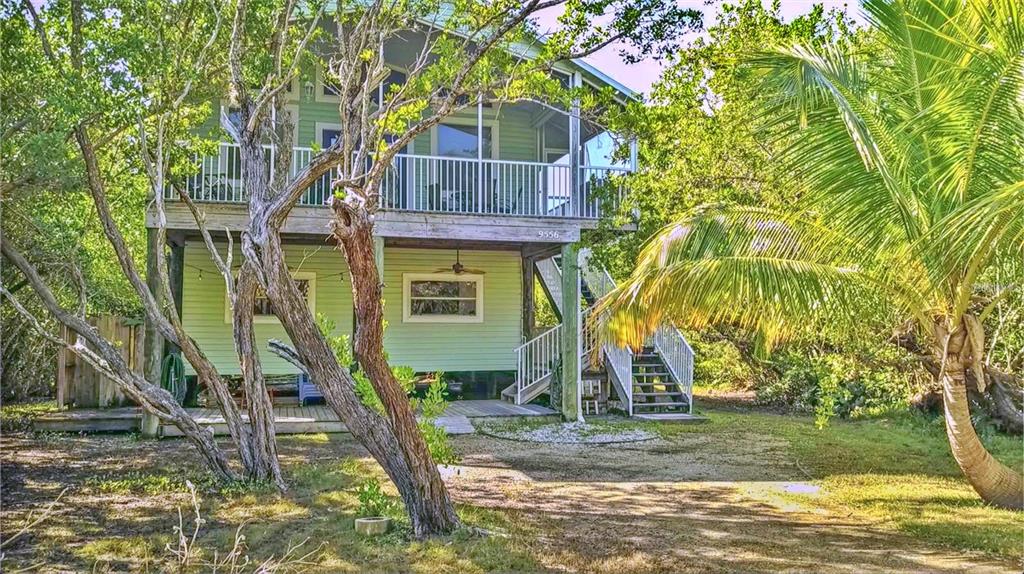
[332,203,460,535]
[233,261,286,488]
[242,210,460,537]
[0,238,236,482]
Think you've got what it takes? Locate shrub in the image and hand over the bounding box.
[691,336,756,390]
[356,478,395,517]
[757,347,915,425]
[317,314,459,467]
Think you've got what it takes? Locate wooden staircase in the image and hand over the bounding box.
[631,347,690,413]
[504,250,695,417]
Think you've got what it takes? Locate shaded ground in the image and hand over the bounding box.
[1,397,1021,573]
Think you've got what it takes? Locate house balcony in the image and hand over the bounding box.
[165,142,632,221]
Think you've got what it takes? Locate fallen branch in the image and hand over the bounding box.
[0,487,69,551]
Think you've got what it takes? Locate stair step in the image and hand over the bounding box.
[632,381,684,387]
[632,372,672,378]
[633,401,690,409]
[633,391,683,397]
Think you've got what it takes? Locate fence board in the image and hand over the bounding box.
[56,315,143,409]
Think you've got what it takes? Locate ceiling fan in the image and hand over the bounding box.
[434,249,485,275]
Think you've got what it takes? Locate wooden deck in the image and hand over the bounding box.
[33,400,558,436]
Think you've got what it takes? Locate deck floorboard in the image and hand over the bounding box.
[34,400,557,436]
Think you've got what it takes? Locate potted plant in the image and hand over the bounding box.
[353,478,393,536]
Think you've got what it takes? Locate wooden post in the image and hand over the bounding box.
[477,94,484,212]
[560,242,580,421]
[166,234,185,356]
[141,228,163,437]
[521,253,536,340]
[569,72,582,218]
[56,326,72,409]
[373,235,385,284]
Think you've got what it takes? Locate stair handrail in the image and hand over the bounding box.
[513,324,561,404]
[577,249,634,414]
[651,325,695,413]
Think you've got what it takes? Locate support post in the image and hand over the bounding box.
[477,94,484,212]
[166,233,185,353]
[141,228,163,438]
[560,243,580,421]
[569,72,582,217]
[522,252,536,341]
[373,235,385,282]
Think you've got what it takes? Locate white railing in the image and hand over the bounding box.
[578,249,633,414]
[165,142,336,207]
[512,324,561,404]
[652,326,695,413]
[167,142,628,219]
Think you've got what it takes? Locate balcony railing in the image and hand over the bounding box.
[165,143,630,220]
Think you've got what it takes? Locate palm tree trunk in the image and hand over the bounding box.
[941,364,1023,509]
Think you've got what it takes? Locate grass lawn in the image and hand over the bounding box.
[1,394,1021,573]
[677,392,1024,559]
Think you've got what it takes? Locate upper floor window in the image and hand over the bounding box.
[403,273,483,323]
[317,66,406,104]
[221,103,299,143]
[433,122,496,159]
[372,68,407,105]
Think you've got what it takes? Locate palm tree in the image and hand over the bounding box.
[601,0,1023,509]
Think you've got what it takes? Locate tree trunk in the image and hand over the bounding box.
[1,239,237,482]
[73,124,270,483]
[941,366,1023,509]
[933,318,1023,510]
[335,213,460,536]
[233,262,286,488]
[898,330,1022,434]
[249,224,460,537]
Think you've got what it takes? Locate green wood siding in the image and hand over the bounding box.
[181,242,353,376]
[206,100,537,161]
[381,248,521,372]
[181,243,522,375]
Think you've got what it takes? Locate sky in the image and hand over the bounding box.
[538,1,864,96]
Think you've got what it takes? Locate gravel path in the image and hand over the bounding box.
[478,420,659,444]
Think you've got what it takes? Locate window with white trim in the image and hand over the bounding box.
[403,273,483,323]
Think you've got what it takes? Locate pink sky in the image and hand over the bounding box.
[539,0,863,95]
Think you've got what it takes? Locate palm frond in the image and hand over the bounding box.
[598,206,876,353]
[751,43,927,249]
[926,180,1024,318]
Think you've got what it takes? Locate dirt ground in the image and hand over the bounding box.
[446,432,1018,573]
[1,414,1019,573]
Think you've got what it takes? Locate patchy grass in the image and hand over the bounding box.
[1,396,1021,572]
[83,470,277,497]
[1,399,57,432]
[650,400,1024,560]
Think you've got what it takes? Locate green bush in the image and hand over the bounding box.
[356,478,395,517]
[691,336,756,389]
[686,323,920,422]
[317,314,459,467]
[757,348,914,425]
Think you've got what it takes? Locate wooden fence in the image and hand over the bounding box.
[57,315,144,409]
